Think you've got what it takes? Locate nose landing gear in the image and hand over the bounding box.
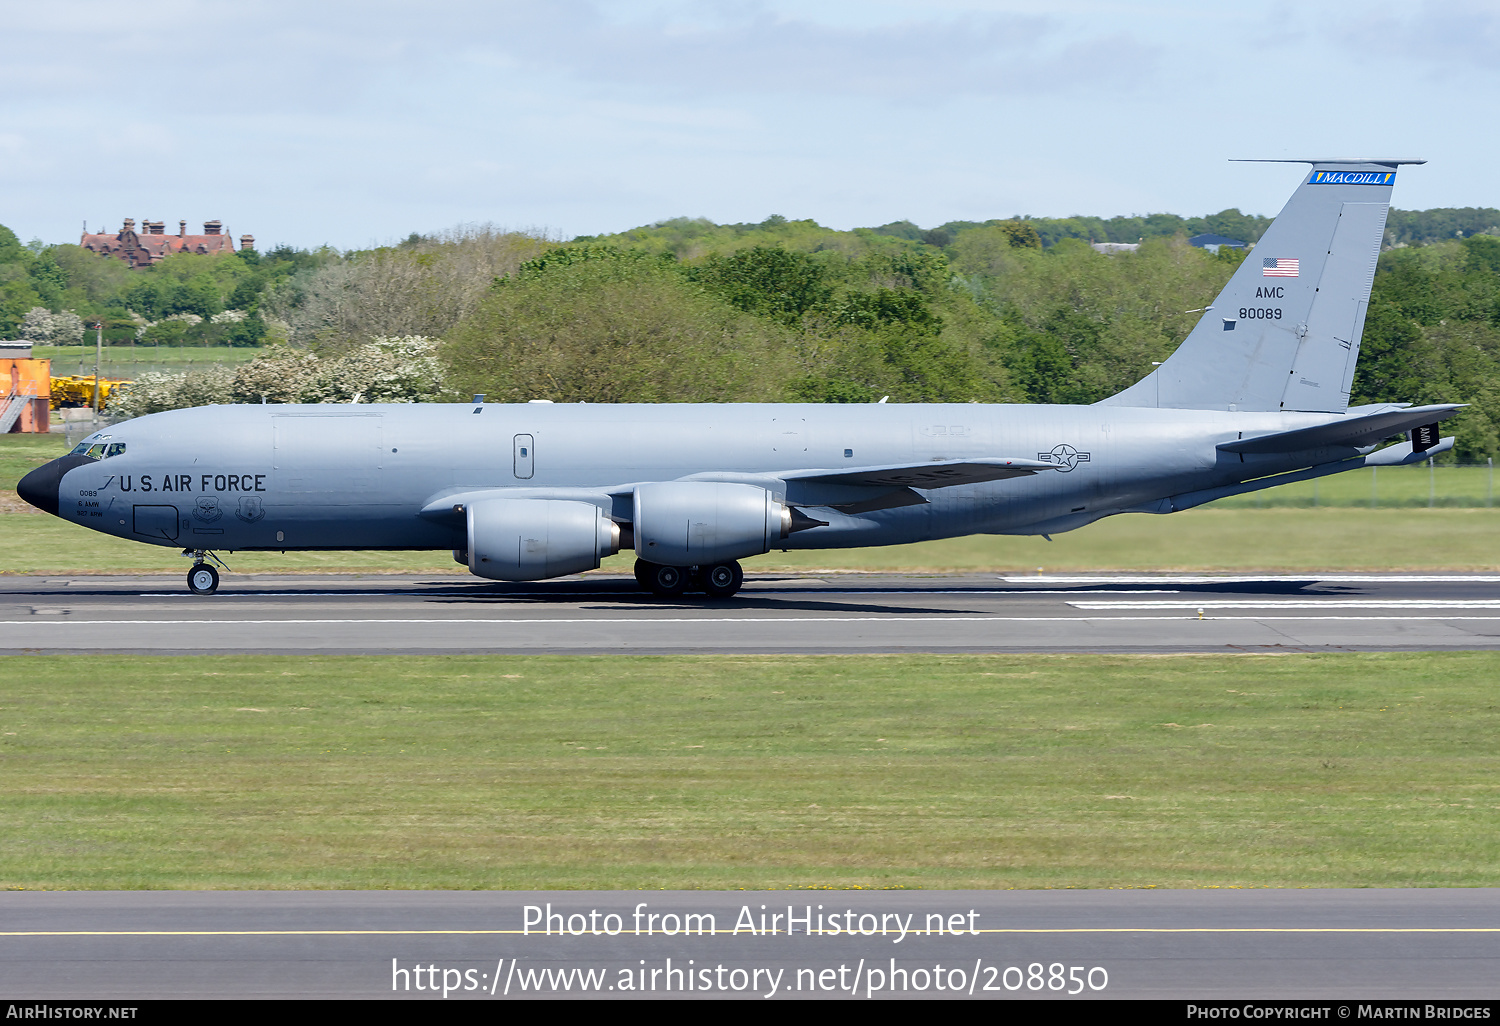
[183,549,229,595]
[187,564,219,595]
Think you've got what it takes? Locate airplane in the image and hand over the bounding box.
[18,159,1460,599]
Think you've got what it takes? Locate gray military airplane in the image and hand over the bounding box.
[19,159,1459,598]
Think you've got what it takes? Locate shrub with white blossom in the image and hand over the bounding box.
[108,367,233,419]
[108,336,446,418]
[20,307,85,345]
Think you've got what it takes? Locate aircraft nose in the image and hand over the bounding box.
[16,455,92,517]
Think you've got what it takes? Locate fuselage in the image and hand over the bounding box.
[26,400,1359,554]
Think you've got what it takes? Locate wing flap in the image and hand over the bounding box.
[821,487,929,515]
[788,457,1058,489]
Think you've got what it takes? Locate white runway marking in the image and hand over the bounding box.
[132,589,1184,598]
[1071,599,1500,610]
[7,616,1134,625]
[1005,574,1500,584]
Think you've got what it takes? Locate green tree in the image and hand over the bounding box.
[444,251,795,403]
[1010,332,1084,404]
[0,225,25,266]
[691,246,833,325]
[175,274,225,318]
[0,280,43,337]
[995,220,1042,249]
[1462,235,1500,277]
[1385,208,1500,247]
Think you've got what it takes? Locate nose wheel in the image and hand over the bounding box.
[187,564,220,595]
[182,549,228,595]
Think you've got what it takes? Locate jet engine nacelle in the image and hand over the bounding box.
[466,498,620,581]
[633,481,790,566]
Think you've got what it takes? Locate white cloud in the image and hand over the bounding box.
[1329,0,1500,76]
[1,1,1161,110]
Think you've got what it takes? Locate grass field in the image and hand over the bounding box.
[1212,461,1498,509]
[1,652,1496,890]
[31,343,265,381]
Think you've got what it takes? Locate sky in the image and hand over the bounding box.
[3,0,1497,251]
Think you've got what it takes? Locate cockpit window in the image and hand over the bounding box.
[69,440,125,460]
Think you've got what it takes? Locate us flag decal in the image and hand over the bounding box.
[1263,257,1299,277]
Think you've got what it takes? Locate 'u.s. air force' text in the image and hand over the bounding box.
[114,473,266,493]
[524,902,979,942]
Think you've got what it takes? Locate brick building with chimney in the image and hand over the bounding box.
[80,219,255,267]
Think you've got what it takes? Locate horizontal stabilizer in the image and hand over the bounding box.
[788,457,1057,489]
[1218,404,1464,455]
[1365,436,1455,466]
[1143,434,1455,514]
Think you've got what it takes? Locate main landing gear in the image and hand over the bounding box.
[183,550,229,595]
[634,558,744,599]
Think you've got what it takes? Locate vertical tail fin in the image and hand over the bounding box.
[1103,159,1422,412]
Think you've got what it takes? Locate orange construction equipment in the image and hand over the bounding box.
[1,357,51,434]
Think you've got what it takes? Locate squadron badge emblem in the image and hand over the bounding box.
[192,495,223,522]
[235,496,266,524]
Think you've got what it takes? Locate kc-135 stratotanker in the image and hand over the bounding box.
[19,160,1460,597]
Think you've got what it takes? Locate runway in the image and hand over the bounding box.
[3,571,1500,654]
[4,889,1500,1000]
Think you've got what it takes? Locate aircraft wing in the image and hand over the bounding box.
[781,457,1060,514]
[785,457,1058,489]
[419,458,1061,523]
[1218,404,1465,455]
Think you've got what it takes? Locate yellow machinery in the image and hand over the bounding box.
[50,375,131,411]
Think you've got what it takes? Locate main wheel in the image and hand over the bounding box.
[641,561,688,597]
[701,560,744,599]
[187,564,219,595]
[633,558,657,591]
